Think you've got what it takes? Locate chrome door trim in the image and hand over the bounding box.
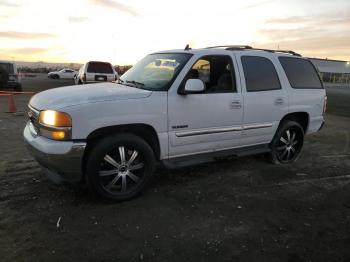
[243,123,273,130]
[175,126,242,137]
[175,123,273,137]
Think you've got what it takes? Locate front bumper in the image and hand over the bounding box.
[24,121,86,183]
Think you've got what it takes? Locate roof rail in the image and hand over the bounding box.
[250,48,302,57]
[206,45,253,50]
[205,45,302,57]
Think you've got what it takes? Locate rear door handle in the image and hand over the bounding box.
[275,98,285,105]
[231,100,242,109]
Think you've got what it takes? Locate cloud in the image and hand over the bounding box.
[68,16,89,23]
[14,48,48,55]
[92,0,139,16]
[255,14,350,60]
[0,0,19,7]
[0,31,56,39]
[265,15,350,27]
[241,0,275,10]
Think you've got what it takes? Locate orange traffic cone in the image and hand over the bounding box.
[7,94,17,113]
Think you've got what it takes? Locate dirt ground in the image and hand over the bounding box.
[0,75,350,261]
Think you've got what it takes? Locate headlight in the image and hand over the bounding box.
[38,110,72,140]
[39,110,71,127]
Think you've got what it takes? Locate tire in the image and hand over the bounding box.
[14,84,22,92]
[53,74,59,79]
[267,120,304,164]
[85,133,156,201]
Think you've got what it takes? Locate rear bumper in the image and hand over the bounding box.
[23,122,86,183]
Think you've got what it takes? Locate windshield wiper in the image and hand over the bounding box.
[126,80,145,87]
[117,79,148,90]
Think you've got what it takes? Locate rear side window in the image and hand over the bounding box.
[241,56,281,92]
[279,57,323,89]
[0,63,14,74]
[87,62,114,74]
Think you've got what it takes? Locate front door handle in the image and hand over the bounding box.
[231,100,242,109]
[275,98,285,105]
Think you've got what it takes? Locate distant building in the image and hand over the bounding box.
[309,58,350,87]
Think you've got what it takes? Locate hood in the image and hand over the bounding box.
[30,82,152,110]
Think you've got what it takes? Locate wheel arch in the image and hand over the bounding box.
[279,112,309,133]
[84,123,161,162]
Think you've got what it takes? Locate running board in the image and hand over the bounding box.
[162,144,270,169]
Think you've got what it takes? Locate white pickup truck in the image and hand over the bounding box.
[24,45,326,201]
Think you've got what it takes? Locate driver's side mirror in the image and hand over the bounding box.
[180,79,205,95]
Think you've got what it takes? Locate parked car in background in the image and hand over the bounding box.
[24,46,326,201]
[0,60,22,91]
[74,61,118,85]
[48,68,77,79]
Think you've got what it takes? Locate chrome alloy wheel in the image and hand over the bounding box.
[276,128,302,163]
[98,146,145,194]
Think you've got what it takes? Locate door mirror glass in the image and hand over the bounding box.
[183,79,205,94]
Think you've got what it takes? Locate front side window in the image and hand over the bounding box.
[279,57,323,89]
[185,55,236,93]
[120,53,192,91]
[241,56,281,92]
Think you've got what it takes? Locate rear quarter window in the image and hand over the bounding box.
[279,57,323,89]
[87,62,114,74]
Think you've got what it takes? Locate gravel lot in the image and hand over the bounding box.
[0,75,350,261]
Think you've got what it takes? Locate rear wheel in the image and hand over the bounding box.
[268,120,304,164]
[85,134,156,201]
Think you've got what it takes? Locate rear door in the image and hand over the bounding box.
[235,52,289,146]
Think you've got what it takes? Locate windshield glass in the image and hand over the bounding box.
[120,53,192,91]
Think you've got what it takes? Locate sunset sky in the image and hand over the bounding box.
[0,0,349,64]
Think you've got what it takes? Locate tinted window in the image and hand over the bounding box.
[186,55,236,93]
[241,56,281,92]
[279,57,323,89]
[87,62,114,74]
[0,63,14,74]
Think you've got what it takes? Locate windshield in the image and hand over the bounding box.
[120,53,192,91]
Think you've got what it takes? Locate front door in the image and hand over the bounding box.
[168,55,244,158]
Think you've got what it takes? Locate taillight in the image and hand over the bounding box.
[323,96,327,115]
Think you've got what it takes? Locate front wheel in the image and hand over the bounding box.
[268,120,304,164]
[85,134,156,201]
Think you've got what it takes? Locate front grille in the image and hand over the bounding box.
[28,106,40,133]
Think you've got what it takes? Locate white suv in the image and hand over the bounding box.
[75,61,118,85]
[24,45,326,201]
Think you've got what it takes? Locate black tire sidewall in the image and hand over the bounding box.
[269,121,304,164]
[85,134,156,201]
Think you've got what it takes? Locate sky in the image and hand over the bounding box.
[0,0,349,64]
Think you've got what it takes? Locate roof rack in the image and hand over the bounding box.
[250,48,302,57]
[206,45,253,50]
[205,45,302,57]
